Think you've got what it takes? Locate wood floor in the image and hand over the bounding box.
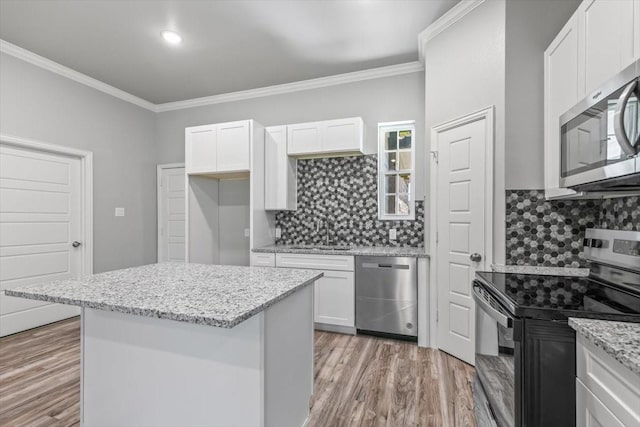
[0,317,476,427]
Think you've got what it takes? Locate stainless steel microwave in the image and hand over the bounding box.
[559,60,640,192]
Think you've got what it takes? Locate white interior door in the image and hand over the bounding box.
[0,144,83,336]
[434,116,490,365]
[158,165,186,262]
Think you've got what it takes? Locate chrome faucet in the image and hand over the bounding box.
[325,220,334,246]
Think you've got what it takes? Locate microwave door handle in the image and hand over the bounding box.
[613,79,640,156]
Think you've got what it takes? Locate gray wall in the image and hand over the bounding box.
[505,0,581,189]
[423,0,507,263]
[155,72,427,199]
[0,53,157,273]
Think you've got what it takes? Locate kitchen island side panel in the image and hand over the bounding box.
[81,307,264,426]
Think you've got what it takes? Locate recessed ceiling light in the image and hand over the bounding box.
[161,30,182,45]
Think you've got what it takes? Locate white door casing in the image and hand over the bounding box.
[0,134,92,337]
[157,164,186,262]
[430,107,494,366]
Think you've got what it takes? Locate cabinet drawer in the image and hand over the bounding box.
[250,252,275,267]
[576,335,640,427]
[275,253,354,271]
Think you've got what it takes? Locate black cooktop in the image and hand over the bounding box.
[475,272,640,321]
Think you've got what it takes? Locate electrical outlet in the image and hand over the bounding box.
[275,228,282,239]
[115,207,125,217]
[389,228,397,240]
[244,228,250,237]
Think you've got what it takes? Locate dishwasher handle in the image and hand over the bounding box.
[361,262,410,270]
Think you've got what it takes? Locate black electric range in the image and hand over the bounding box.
[475,270,640,322]
[472,228,640,427]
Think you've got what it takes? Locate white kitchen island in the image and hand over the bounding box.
[5,263,322,427]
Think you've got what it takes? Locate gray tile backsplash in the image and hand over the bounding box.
[506,191,639,267]
[275,155,424,247]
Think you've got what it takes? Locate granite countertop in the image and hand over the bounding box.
[4,263,322,328]
[253,244,429,258]
[569,318,640,375]
[491,264,590,277]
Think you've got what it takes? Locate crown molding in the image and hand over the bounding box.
[154,61,424,112]
[418,0,486,63]
[1,38,424,113]
[0,39,157,112]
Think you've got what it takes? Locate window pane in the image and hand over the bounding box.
[385,195,396,214]
[399,130,412,149]
[398,152,411,169]
[399,193,410,215]
[399,173,411,193]
[385,152,397,170]
[385,175,396,193]
[385,131,398,150]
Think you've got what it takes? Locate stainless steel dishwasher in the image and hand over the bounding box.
[355,256,417,339]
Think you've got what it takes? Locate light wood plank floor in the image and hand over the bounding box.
[0,317,476,427]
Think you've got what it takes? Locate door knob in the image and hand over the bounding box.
[470,253,482,262]
[72,241,82,248]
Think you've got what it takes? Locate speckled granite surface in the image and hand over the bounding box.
[253,244,429,258]
[491,264,589,277]
[4,263,322,328]
[569,318,640,375]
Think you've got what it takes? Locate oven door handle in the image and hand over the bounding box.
[472,284,512,328]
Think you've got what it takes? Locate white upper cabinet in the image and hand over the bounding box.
[287,117,364,157]
[577,0,638,97]
[287,122,322,155]
[185,120,251,175]
[322,118,364,153]
[216,120,250,172]
[544,14,580,199]
[185,125,217,174]
[265,126,296,211]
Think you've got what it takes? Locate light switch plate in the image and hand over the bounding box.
[115,207,125,217]
[244,228,250,237]
[389,228,397,240]
[275,228,282,239]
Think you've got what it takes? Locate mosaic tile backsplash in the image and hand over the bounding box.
[275,155,424,247]
[599,196,639,231]
[506,191,639,267]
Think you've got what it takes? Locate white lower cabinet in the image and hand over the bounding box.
[275,253,355,331]
[576,380,624,427]
[576,335,640,427]
[314,270,355,327]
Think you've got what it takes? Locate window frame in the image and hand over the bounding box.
[377,120,416,221]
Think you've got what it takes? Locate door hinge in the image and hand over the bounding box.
[430,150,439,164]
[436,309,439,322]
[436,232,439,244]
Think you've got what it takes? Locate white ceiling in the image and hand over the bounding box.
[0,0,457,104]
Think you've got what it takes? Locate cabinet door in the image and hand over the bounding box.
[544,13,580,199]
[576,380,625,427]
[216,120,250,172]
[185,125,217,174]
[265,126,296,210]
[314,270,355,327]
[287,122,322,155]
[578,0,636,96]
[321,117,363,153]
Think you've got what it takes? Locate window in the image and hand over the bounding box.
[378,121,415,220]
